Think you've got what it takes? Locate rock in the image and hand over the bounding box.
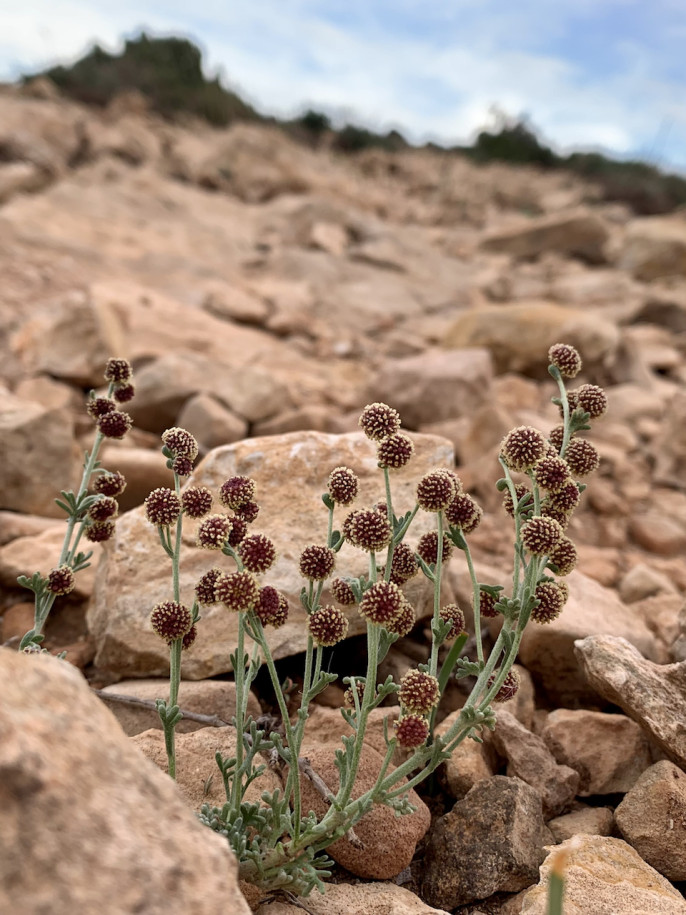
[629,511,686,556]
[540,710,652,795]
[422,776,544,909]
[615,760,686,881]
[14,374,79,412]
[300,704,391,760]
[0,648,250,915]
[517,571,660,706]
[0,511,62,547]
[619,562,677,603]
[653,391,686,486]
[480,211,610,263]
[202,284,271,325]
[88,431,455,677]
[621,217,686,281]
[255,881,451,914]
[100,678,262,735]
[298,744,430,880]
[310,221,349,256]
[490,710,579,817]
[443,303,618,375]
[0,161,48,203]
[133,726,281,812]
[252,405,348,437]
[0,391,77,517]
[98,444,173,511]
[0,526,101,598]
[0,602,35,643]
[547,806,614,842]
[371,347,493,428]
[521,835,686,914]
[574,635,686,769]
[177,394,248,452]
[435,710,495,799]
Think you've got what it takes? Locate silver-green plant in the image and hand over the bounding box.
[142,342,604,898]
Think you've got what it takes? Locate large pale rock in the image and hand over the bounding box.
[435,710,495,799]
[0,648,250,915]
[615,760,686,881]
[520,835,686,914]
[89,431,456,677]
[516,571,660,705]
[574,635,686,768]
[98,444,172,511]
[0,526,101,598]
[443,303,618,375]
[621,217,686,281]
[371,347,493,428]
[176,393,248,451]
[480,211,610,263]
[540,709,653,796]
[547,806,614,842]
[422,776,544,909]
[0,391,77,517]
[256,881,451,915]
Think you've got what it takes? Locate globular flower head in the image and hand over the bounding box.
[343,508,392,553]
[97,410,133,440]
[557,580,570,603]
[488,668,521,703]
[214,570,259,612]
[500,426,547,473]
[162,427,198,460]
[548,537,578,576]
[181,486,213,519]
[196,513,232,550]
[88,496,118,523]
[178,625,197,651]
[533,455,571,493]
[548,343,582,378]
[575,384,608,419]
[220,476,256,510]
[382,541,419,585]
[271,592,290,628]
[85,521,115,542]
[46,565,75,596]
[547,480,581,513]
[299,544,335,581]
[476,590,500,620]
[94,471,127,498]
[540,503,571,529]
[394,714,429,749]
[440,603,466,639]
[358,580,404,626]
[521,516,564,556]
[565,438,600,477]
[308,605,349,646]
[145,488,181,527]
[234,500,260,524]
[359,402,401,441]
[398,669,440,715]
[86,397,116,420]
[195,568,223,605]
[150,601,192,641]
[416,531,454,566]
[104,358,133,384]
[417,470,457,512]
[531,581,565,624]
[227,516,248,547]
[327,466,359,505]
[331,577,357,606]
[445,493,482,533]
[548,425,566,453]
[502,483,532,519]
[377,433,415,470]
[387,597,416,637]
[239,533,277,574]
[344,679,367,709]
[254,585,282,626]
[172,455,194,477]
[113,383,135,404]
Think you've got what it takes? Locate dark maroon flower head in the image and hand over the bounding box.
[327,466,359,505]
[445,493,482,533]
[181,486,213,519]
[113,383,135,404]
[344,679,367,709]
[394,715,429,748]
[214,570,259,612]
[227,516,248,547]
[521,516,564,556]
[387,597,416,636]
[416,531,454,566]
[358,580,404,625]
[270,592,290,628]
[382,541,419,585]
[439,603,466,639]
[46,565,75,596]
[254,585,282,626]
[234,500,260,524]
[502,483,532,519]
[548,537,578,576]
[162,427,199,460]
[417,470,457,512]
[145,488,181,527]
[565,438,600,477]
[178,625,198,651]
[533,455,571,493]
[331,577,358,606]
[548,343,582,378]
[531,582,565,624]
[488,668,521,703]
[343,508,392,553]
[172,455,194,477]
[500,426,547,473]
[575,384,607,419]
[239,533,277,574]
[97,410,133,440]
[85,521,116,542]
[377,433,415,470]
[308,605,349,646]
[359,402,401,442]
[150,601,192,641]
[220,476,256,510]
[476,590,499,620]
[94,471,127,498]
[88,496,119,523]
[86,397,116,420]
[196,513,232,550]
[547,480,581,513]
[104,358,133,384]
[548,425,566,453]
[398,669,440,715]
[195,568,223,605]
[299,544,335,581]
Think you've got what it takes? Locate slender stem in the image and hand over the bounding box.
[326,505,334,548]
[437,632,469,696]
[383,467,395,582]
[461,534,484,668]
[369,551,377,583]
[166,637,182,779]
[231,614,246,808]
[429,512,444,677]
[552,368,572,458]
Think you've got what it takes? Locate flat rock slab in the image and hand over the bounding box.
[89,430,456,678]
[255,881,451,914]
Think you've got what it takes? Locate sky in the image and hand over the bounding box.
[2,0,686,170]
